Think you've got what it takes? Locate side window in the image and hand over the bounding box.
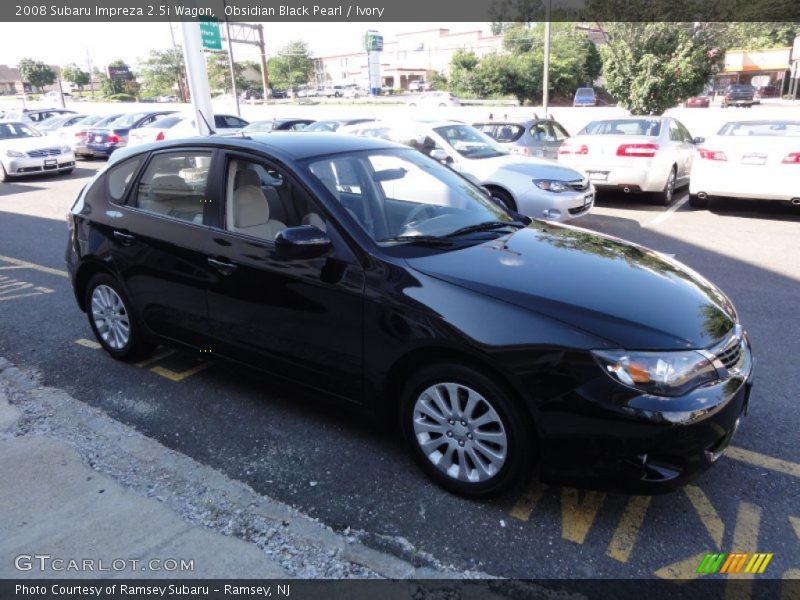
[134,151,212,224]
[106,157,143,204]
[676,120,693,142]
[669,120,683,142]
[552,122,569,141]
[530,122,552,141]
[225,158,317,241]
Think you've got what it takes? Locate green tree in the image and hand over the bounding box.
[205,53,247,95]
[717,22,799,49]
[268,41,314,90]
[61,64,90,91]
[18,58,56,91]
[139,48,186,100]
[600,23,720,115]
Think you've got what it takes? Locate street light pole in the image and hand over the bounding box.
[542,0,551,115]
[225,19,240,116]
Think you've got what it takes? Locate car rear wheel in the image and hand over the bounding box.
[85,273,155,361]
[400,363,534,498]
[656,168,676,206]
[0,163,8,183]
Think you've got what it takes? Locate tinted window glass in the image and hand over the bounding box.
[530,122,555,142]
[134,151,212,224]
[581,119,661,136]
[552,122,569,141]
[107,157,143,204]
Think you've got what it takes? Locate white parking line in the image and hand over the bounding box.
[646,194,689,227]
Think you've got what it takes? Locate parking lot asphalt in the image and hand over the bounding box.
[1,160,799,584]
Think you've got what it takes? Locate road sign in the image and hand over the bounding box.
[199,18,222,51]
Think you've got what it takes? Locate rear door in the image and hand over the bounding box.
[668,119,694,183]
[109,147,217,346]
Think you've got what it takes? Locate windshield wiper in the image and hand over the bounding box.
[379,235,453,246]
[445,221,524,238]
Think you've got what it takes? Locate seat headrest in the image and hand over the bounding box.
[236,168,261,189]
[233,185,269,228]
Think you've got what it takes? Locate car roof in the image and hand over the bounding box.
[109,132,402,164]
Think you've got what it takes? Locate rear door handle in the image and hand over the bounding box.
[207,257,238,274]
[112,230,136,245]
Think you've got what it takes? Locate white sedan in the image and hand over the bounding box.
[128,113,250,147]
[0,121,75,182]
[342,120,595,222]
[406,92,461,109]
[558,116,698,205]
[689,120,800,208]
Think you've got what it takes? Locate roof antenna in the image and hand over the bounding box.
[197,109,216,135]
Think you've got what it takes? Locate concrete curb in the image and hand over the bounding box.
[0,357,488,580]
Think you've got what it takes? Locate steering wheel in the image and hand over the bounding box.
[401,204,438,231]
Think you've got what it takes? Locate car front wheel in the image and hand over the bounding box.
[85,273,155,361]
[401,363,534,498]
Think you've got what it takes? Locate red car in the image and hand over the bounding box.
[684,95,710,108]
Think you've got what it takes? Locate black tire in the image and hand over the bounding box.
[655,167,677,206]
[488,187,517,212]
[400,362,535,498]
[689,194,708,209]
[0,162,7,183]
[84,273,155,361]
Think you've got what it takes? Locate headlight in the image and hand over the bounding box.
[5,150,26,158]
[591,349,719,397]
[534,179,570,193]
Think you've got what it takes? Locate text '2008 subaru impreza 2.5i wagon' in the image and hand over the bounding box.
[66,132,754,497]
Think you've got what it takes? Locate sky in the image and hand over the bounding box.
[0,22,489,70]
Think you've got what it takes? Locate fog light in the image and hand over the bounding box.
[542,208,562,220]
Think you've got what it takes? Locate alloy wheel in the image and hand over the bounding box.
[90,284,130,350]
[412,382,508,483]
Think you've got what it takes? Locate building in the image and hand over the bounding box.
[0,65,23,95]
[313,27,504,90]
[717,46,793,93]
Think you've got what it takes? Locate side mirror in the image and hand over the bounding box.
[692,136,705,145]
[274,225,331,258]
[429,148,452,163]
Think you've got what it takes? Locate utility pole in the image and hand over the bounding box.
[168,20,187,102]
[86,49,94,98]
[542,0,551,115]
[57,77,66,108]
[180,20,214,135]
[257,24,269,102]
[224,20,240,115]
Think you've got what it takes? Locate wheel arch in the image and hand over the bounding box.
[73,259,116,312]
[482,183,518,211]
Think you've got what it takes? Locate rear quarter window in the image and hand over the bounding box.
[106,156,144,204]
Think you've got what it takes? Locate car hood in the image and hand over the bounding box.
[466,154,585,182]
[405,223,737,350]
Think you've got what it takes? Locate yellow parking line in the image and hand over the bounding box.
[685,485,725,549]
[727,446,800,479]
[509,482,545,522]
[0,254,68,278]
[790,516,800,539]
[135,348,176,368]
[607,495,651,563]
[561,488,605,544]
[724,502,762,600]
[654,551,708,582]
[74,338,101,349]
[150,362,212,382]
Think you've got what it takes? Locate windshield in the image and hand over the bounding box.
[37,115,63,128]
[580,119,661,136]
[433,124,508,159]
[108,112,148,128]
[95,114,124,128]
[304,120,343,132]
[0,122,39,139]
[145,115,183,129]
[307,148,516,245]
[244,121,275,132]
[717,121,800,137]
[575,88,595,98]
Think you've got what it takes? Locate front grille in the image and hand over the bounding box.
[567,179,589,192]
[27,148,61,158]
[568,204,591,215]
[716,341,743,370]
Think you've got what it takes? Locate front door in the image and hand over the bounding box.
[203,151,365,401]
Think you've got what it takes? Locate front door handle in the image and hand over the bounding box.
[112,230,136,245]
[207,257,238,274]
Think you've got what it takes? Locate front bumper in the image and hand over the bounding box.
[539,336,754,493]
[3,153,75,176]
[516,186,595,222]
